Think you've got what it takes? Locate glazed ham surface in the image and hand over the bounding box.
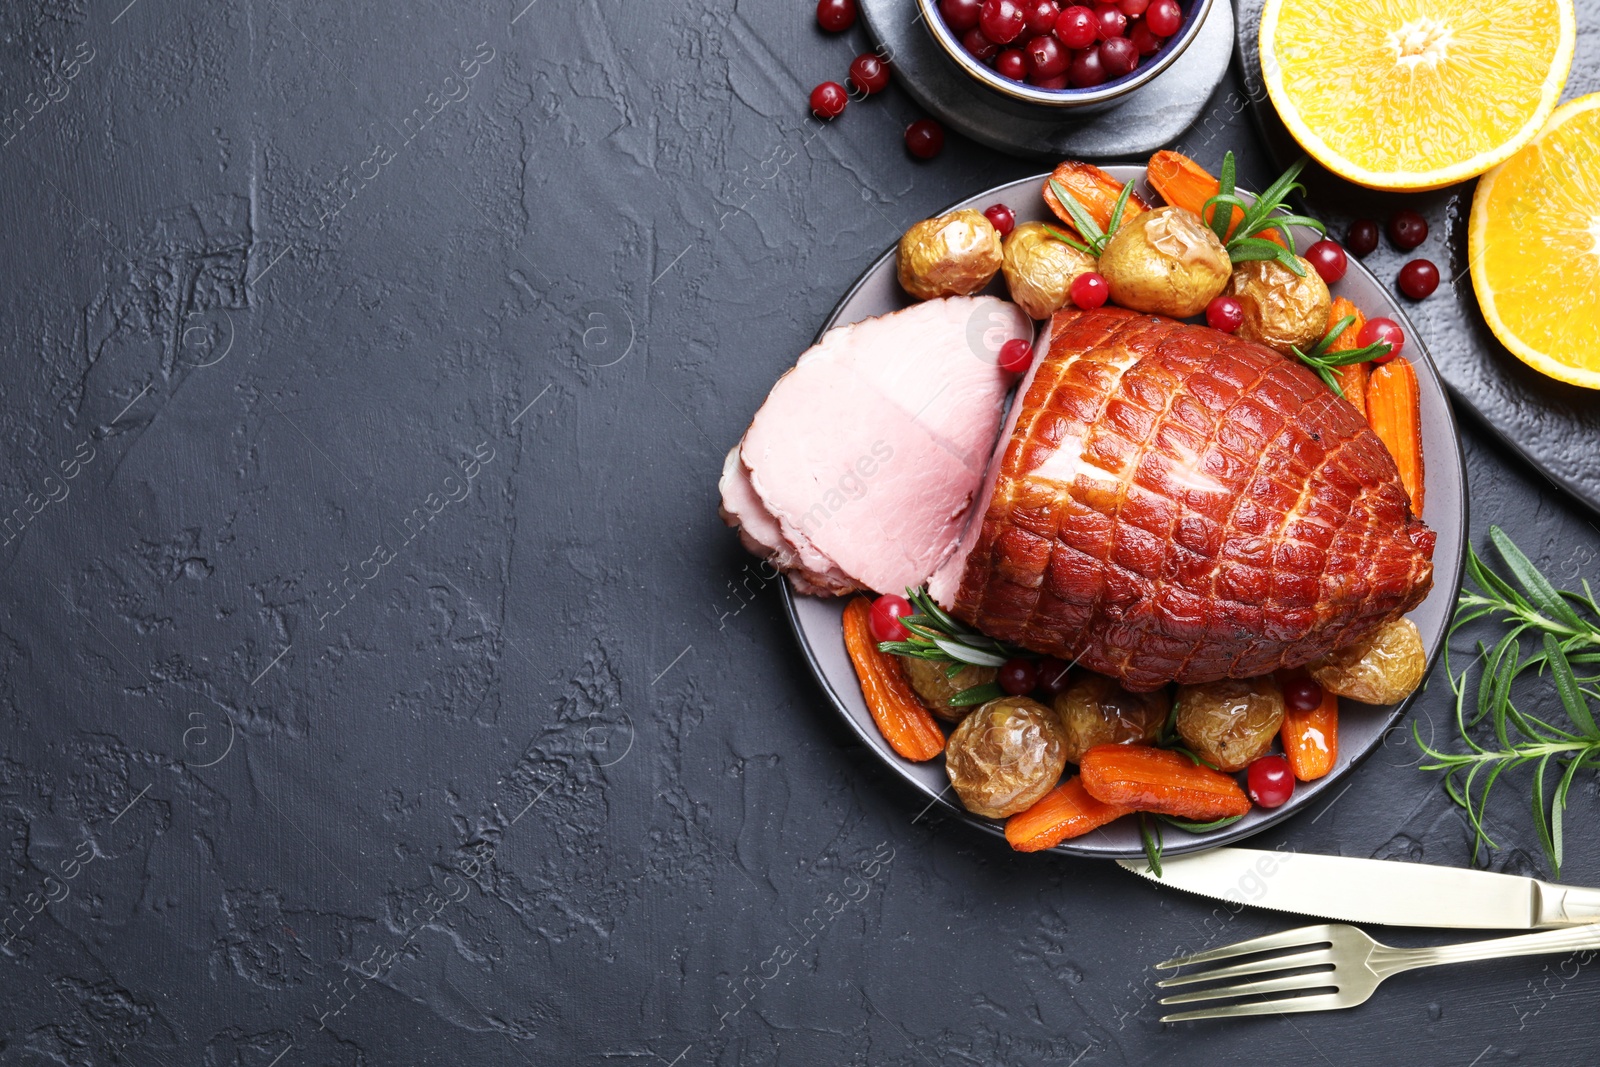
[939,306,1435,690]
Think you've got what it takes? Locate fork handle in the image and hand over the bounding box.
[1535,882,1600,927]
[1387,924,1600,974]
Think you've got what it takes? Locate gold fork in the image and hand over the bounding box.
[1155,921,1600,1022]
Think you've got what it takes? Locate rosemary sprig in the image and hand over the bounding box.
[1201,151,1326,276]
[1290,314,1394,397]
[1415,526,1600,878]
[877,587,1026,705]
[1043,178,1137,256]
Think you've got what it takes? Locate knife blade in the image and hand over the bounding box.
[1117,847,1600,929]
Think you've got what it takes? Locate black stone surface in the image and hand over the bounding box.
[0,2,1598,1064]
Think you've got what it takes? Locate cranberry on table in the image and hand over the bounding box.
[809,82,848,119]
[1345,218,1380,257]
[1304,239,1348,284]
[1025,33,1069,78]
[816,0,857,32]
[1054,5,1097,48]
[1024,0,1061,35]
[940,0,984,30]
[961,26,1000,59]
[1068,45,1106,86]
[996,47,1028,79]
[1247,754,1294,808]
[905,118,945,159]
[1145,0,1182,36]
[848,53,891,94]
[1099,35,1138,76]
[983,202,1017,235]
[998,338,1034,373]
[998,657,1039,696]
[1398,258,1440,299]
[1358,316,1405,361]
[1092,2,1127,39]
[1036,657,1074,697]
[980,0,1028,43]
[1128,21,1162,54]
[1070,270,1110,308]
[868,594,913,643]
[1388,208,1428,250]
[1282,677,1323,713]
[1205,295,1244,332]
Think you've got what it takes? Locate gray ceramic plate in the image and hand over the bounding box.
[782,165,1468,859]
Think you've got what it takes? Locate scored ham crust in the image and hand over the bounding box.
[945,306,1435,691]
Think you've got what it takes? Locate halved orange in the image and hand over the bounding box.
[1469,94,1600,390]
[1259,0,1576,190]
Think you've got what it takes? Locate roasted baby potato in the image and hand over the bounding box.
[1226,256,1333,354]
[902,657,998,724]
[897,209,1003,300]
[945,696,1069,819]
[1098,205,1232,318]
[1174,677,1285,773]
[1308,617,1427,705]
[1002,221,1098,320]
[1052,673,1168,763]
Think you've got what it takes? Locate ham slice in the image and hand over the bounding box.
[722,295,1032,597]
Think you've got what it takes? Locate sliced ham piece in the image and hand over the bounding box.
[722,295,1032,597]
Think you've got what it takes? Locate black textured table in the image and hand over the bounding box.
[2,2,1598,1064]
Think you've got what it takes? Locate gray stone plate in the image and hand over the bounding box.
[782,165,1467,859]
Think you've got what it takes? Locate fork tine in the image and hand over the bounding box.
[1160,992,1348,1024]
[1156,947,1330,988]
[1155,924,1339,970]
[1158,969,1336,1006]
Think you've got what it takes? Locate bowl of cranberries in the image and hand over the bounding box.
[920,0,1211,108]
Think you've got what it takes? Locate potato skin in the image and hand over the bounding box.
[902,657,998,724]
[1001,222,1097,320]
[1099,206,1231,317]
[1052,673,1168,763]
[1174,677,1285,773]
[897,209,1003,300]
[1226,256,1333,354]
[946,696,1069,818]
[1308,617,1426,705]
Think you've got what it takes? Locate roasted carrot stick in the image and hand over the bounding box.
[1042,160,1151,238]
[1005,776,1133,852]
[1078,744,1252,820]
[841,597,945,762]
[1325,297,1369,418]
[1145,150,1285,247]
[1276,671,1339,782]
[1367,358,1425,516]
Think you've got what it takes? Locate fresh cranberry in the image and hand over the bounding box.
[1024,0,1061,34]
[1145,0,1182,35]
[1305,239,1348,284]
[816,0,857,32]
[810,81,848,119]
[1092,2,1127,38]
[1118,0,1150,14]
[848,53,891,94]
[1070,270,1109,307]
[1036,657,1074,697]
[984,203,1016,235]
[1346,218,1379,257]
[980,0,1028,43]
[1024,33,1069,77]
[905,118,945,159]
[1054,5,1097,47]
[998,657,1039,695]
[1358,317,1405,361]
[996,47,1028,79]
[1129,21,1162,54]
[998,338,1033,373]
[1099,35,1137,76]
[940,0,984,30]
[1031,72,1071,88]
[1387,209,1428,251]
[961,26,1000,58]
[1398,258,1440,299]
[1282,677,1324,713]
[1205,295,1244,332]
[869,594,914,642]
[1247,754,1294,808]
[1068,45,1106,86]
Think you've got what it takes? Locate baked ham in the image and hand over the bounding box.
[720,295,1032,597]
[934,306,1434,690]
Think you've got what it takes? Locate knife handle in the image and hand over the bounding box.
[1535,882,1600,927]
